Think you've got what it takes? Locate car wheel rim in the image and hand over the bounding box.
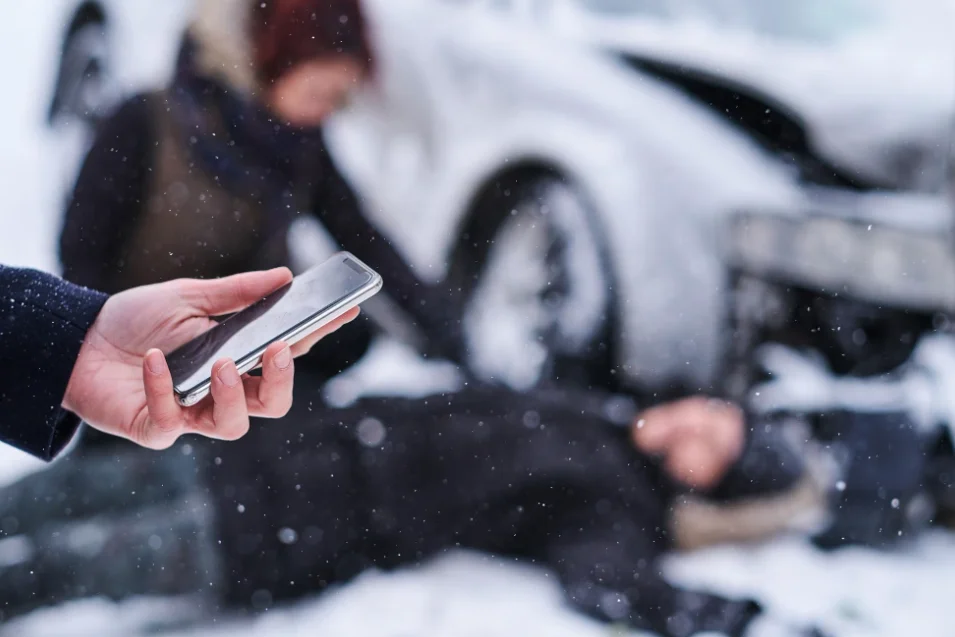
[463,181,609,389]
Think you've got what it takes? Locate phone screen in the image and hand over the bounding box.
[167,254,376,396]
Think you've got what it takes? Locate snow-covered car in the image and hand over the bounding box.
[324,0,955,397]
[326,0,808,393]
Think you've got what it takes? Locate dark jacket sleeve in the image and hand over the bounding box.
[312,147,464,361]
[60,94,154,292]
[707,417,807,502]
[0,266,107,460]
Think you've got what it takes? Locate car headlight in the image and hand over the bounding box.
[728,213,955,312]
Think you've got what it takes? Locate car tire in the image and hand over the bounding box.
[48,17,114,127]
[450,173,616,390]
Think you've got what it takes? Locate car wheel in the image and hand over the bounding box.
[48,18,113,126]
[452,175,615,390]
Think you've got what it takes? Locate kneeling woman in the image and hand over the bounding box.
[60,0,460,412]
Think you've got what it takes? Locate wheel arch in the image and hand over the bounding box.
[447,155,624,387]
[448,156,620,289]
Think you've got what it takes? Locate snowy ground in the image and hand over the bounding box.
[1,2,954,636]
[5,533,955,637]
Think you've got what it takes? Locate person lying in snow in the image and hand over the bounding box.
[0,388,823,637]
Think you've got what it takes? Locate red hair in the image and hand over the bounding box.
[251,0,374,85]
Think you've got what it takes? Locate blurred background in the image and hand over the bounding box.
[1,1,955,636]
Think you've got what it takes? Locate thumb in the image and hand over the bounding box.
[182,267,293,316]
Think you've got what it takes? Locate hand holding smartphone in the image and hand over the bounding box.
[166,252,382,406]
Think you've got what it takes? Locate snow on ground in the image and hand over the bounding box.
[7,535,955,637]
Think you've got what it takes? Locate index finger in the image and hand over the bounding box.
[181,268,293,316]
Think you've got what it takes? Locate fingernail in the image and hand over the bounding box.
[274,345,292,370]
[146,350,166,375]
[217,361,240,387]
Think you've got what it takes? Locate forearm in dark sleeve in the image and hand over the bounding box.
[706,415,807,502]
[0,267,107,460]
[313,159,464,360]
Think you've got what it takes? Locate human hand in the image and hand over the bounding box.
[632,396,745,489]
[63,268,359,449]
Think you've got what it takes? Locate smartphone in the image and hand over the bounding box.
[166,252,383,407]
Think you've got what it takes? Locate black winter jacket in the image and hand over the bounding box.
[0,266,106,459]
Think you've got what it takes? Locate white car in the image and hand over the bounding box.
[325,0,955,396]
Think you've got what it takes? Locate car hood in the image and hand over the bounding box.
[569,21,955,192]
